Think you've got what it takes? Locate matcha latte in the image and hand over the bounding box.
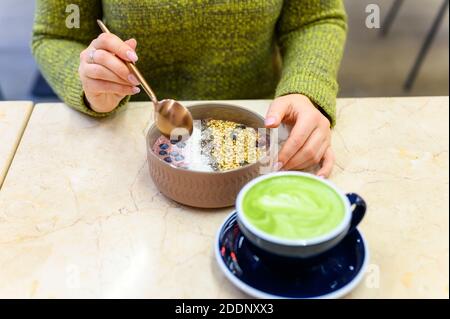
[242,175,346,240]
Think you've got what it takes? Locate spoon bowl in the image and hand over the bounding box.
[156,99,194,140]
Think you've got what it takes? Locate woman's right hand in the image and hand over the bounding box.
[79,33,141,113]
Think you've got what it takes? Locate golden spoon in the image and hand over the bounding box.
[96,19,193,140]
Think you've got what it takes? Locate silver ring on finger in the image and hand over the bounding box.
[88,49,96,64]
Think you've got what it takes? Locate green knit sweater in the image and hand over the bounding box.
[32,0,347,124]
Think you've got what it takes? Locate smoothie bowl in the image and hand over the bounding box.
[146,103,270,208]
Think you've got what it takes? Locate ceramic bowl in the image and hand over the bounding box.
[146,103,270,208]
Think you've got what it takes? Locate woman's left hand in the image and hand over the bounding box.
[265,94,335,178]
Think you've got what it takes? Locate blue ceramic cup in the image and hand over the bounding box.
[236,172,366,259]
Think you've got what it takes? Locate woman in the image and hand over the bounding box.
[32,0,347,177]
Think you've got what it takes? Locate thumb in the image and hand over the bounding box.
[317,147,335,178]
[264,98,289,128]
[124,38,137,50]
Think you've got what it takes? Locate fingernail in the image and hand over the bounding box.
[132,87,140,94]
[272,161,283,171]
[126,50,138,62]
[265,116,276,126]
[128,74,139,85]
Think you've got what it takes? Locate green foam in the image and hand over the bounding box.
[242,175,346,240]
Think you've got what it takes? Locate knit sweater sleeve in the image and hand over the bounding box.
[275,0,347,126]
[31,0,129,117]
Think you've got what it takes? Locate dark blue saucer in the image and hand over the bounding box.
[215,212,369,299]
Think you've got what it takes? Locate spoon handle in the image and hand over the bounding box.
[96,19,159,106]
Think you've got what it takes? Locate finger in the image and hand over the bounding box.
[124,38,137,51]
[283,128,327,170]
[264,97,291,128]
[317,147,335,178]
[291,140,329,170]
[92,33,138,62]
[82,63,134,86]
[276,114,318,167]
[82,49,138,84]
[84,78,140,96]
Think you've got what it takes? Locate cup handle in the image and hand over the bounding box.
[346,193,366,233]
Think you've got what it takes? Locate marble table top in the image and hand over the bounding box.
[0,101,33,188]
[0,97,448,298]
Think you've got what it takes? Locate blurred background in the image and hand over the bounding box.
[0,0,448,102]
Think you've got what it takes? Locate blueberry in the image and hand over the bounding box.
[163,157,172,163]
[159,143,169,150]
[176,142,186,148]
[170,151,179,157]
[170,139,179,144]
[231,132,237,141]
[175,155,185,161]
[159,150,168,156]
